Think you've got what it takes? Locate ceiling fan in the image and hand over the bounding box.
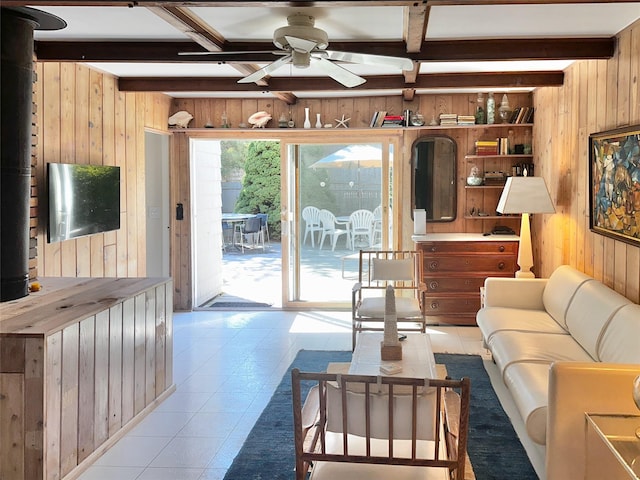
[180,13,414,88]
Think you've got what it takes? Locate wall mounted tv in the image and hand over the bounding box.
[47,163,120,243]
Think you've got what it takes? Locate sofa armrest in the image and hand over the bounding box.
[546,362,640,480]
[483,277,548,309]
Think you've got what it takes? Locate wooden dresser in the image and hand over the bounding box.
[413,233,519,325]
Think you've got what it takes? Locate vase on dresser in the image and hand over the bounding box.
[303,108,311,129]
[315,113,322,128]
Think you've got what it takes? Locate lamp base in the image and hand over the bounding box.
[515,270,535,278]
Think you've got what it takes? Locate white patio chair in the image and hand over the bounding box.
[372,205,383,245]
[349,209,375,250]
[302,206,322,247]
[319,209,350,251]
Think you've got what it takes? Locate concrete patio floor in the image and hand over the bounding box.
[203,237,367,308]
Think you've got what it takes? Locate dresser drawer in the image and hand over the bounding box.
[424,276,486,294]
[419,241,518,255]
[424,255,517,274]
[424,295,481,315]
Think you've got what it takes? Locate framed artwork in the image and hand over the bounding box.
[589,125,640,246]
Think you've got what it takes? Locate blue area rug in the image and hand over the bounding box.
[222,350,537,480]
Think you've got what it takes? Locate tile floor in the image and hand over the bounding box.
[77,310,488,480]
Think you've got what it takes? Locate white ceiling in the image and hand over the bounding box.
[29,2,640,99]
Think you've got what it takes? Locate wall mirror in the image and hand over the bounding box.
[412,135,457,222]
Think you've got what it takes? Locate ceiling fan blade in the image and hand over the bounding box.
[237,54,292,84]
[285,35,317,53]
[314,57,366,88]
[322,50,414,71]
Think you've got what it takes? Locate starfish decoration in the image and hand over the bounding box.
[334,114,350,128]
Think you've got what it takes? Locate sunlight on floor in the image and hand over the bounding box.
[289,311,352,333]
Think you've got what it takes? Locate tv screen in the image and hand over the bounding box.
[48,163,120,243]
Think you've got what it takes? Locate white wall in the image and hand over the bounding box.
[191,139,223,306]
[145,131,170,278]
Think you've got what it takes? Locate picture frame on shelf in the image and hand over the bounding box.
[588,124,640,246]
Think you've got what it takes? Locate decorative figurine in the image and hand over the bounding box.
[168,111,193,128]
[248,111,272,128]
[335,114,350,128]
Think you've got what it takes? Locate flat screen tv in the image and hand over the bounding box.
[47,163,120,243]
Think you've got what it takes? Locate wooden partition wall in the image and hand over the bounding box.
[0,277,173,480]
[33,62,172,280]
[533,18,640,303]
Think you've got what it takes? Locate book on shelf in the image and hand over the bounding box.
[509,106,534,124]
[440,113,458,126]
[369,110,387,127]
[475,140,499,155]
[458,115,476,125]
[381,114,404,127]
[484,171,506,185]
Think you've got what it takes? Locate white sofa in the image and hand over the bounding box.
[476,265,640,479]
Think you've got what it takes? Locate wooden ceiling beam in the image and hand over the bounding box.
[35,37,615,62]
[118,71,564,92]
[404,3,428,53]
[146,6,226,51]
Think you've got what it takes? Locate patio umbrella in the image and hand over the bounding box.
[309,144,383,211]
[309,144,382,169]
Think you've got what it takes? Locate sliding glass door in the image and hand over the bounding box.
[282,138,395,308]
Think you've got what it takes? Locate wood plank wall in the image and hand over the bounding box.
[533,18,640,303]
[32,62,172,280]
[169,93,532,309]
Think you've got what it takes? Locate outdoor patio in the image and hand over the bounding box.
[202,238,368,308]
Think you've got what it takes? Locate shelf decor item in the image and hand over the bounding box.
[486,92,495,124]
[315,113,322,128]
[588,124,640,246]
[303,107,311,128]
[467,165,483,186]
[498,94,512,123]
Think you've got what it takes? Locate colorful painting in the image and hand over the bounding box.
[589,125,640,246]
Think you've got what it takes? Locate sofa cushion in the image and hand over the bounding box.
[488,330,593,376]
[477,307,567,345]
[564,280,632,358]
[502,362,550,445]
[597,303,640,363]
[542,265,593,329]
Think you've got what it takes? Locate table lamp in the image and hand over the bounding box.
[497,171,555,278]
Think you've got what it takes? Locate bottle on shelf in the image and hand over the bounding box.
[486,92,495,124]
[475,92,485,125]
[303,107,311,129]
[523,129,532,154]
[508,129,515,154]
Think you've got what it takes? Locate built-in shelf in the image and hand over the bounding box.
[464,215,521,220]
[465,185,505,189]
[465,154,534,160]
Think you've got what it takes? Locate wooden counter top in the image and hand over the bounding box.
[0,277,171,336]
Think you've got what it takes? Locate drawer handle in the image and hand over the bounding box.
[428,280,439,290]
[498,262,506,270]
[429,261,439,271]
[430,246,437,252]
[499,245,505,252]
[430,301,439,310]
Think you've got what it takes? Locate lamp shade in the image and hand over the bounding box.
[497,176,555,214]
